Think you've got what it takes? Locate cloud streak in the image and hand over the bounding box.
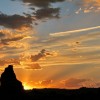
[50,26,100,36]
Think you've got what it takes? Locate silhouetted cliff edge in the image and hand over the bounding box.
[0,65,100,100]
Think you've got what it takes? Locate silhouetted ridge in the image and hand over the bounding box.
[1,65,23,93]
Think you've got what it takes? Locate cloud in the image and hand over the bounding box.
[61,78,100,89]
[0,55,42,70]
[67,0,100,13]
[0,49,55,70]
[39,80,53,85]
[35,80,53,88]
[31,49,54,62]
[33,8,60,19]
[1,35,26,44]
[0,53,6,59]
[12,0,65,21]
[19,49,58,69]
[0,29,33,49]
[0,58,20,66]
[0,13,33,29]
[24,63,41,70]
[0,28,37,69]
[19,0,65,8]
[81,0,100,7]
[27,78,100,89]
[0,57,41,70]
[0,32,5,38]
[30,49,47,62]
[62,78,91,88]
[23,79,53,89]
[50,26,100,37]
[22,78,100,89]
[0,0,64,29]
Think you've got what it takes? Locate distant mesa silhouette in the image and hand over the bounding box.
[0,65,24,93]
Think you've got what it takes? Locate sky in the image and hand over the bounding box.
[0,0,100,89]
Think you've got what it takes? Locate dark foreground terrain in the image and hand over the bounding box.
[0,65,100,100]
[1,87,100,100]
[24,88,100,100]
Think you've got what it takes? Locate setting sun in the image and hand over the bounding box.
[23,83,33,90]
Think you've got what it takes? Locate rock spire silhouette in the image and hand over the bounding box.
[1,65,23,93]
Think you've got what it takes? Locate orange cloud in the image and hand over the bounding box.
[24,63,41,70]
[0,49,56,70]
[0,27,36,50]
[59,78,100,89]
[0,58,20,67]
[0,53,6,58]
[83,0,100,6]
[39,80,53,86]
[34,80,53,88]
[67,0,100,13]
[62,78,90,88]
[82,0,100,12]
[21,78,100,89]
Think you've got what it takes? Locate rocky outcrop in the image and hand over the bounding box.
[0,65,23,93]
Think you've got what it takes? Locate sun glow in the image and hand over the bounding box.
[23,83,33,90]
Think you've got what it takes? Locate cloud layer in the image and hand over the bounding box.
[0,49,56,70]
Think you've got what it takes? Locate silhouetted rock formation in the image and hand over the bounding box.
[0,65,100,100]
[1,65,23,93]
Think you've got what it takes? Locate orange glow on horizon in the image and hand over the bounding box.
[23,82,44,90]
[23,83,33,90]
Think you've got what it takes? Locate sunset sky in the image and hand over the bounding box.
[0,0,100,89]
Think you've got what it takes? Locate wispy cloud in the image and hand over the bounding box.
[26,77,100,89]
[35,80,53,88]
[67,0,100,13]
[0,29,35,49]
[50,26,100,37]
[60,78,100,89]
[62,78,90,88]
[0,49,56,70]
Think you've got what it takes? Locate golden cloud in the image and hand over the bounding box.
[0,27,36,49]
[0,49,56,70]
[60,78,99,89]
[67,0,100,13]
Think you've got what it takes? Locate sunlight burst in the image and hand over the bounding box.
[23,83,33,90]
